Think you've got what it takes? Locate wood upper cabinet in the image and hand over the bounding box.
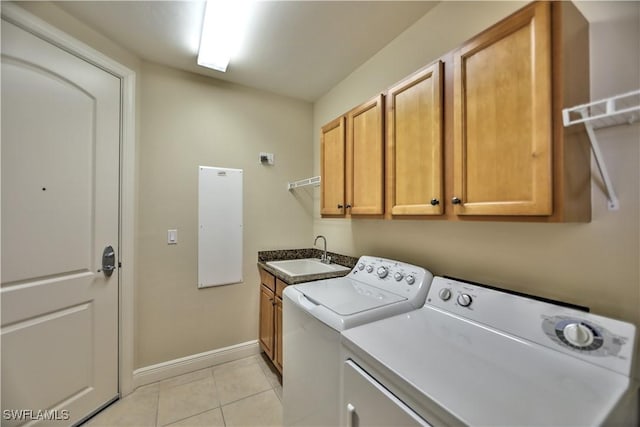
[321,95,385,217]
[320,1,589,222]
[320,117,346,216]
[386,62,443,216]
[453,1,556,216]
[347,94,385,216]
[452,0,590,220]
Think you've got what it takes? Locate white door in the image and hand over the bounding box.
[1,17,120,426]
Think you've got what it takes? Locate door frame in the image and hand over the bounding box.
[1,3,136,396]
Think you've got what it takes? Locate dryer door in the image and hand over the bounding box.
[343,360,430,427]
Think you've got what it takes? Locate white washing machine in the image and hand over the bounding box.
[341,276,638,426]
[282,256,433,427]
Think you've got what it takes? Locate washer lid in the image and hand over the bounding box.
[295,278,406,316]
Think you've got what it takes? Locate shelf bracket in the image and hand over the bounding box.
[288,175,321,191]
[581,110,619,210]
[563,89,640,211]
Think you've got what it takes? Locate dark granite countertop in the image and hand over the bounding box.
[257,248,358,285]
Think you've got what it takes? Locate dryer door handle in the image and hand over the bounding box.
[346,403,356,427]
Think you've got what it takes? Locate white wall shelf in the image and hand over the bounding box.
[288,175,321,191]
[562,89,640,211]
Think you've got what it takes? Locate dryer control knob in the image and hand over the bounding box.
[457,293,472,307]
[563,323,594,347]
[357,263,365,271]
[394,272,403,282]
[405,275,415,285]
[439,288,452,301]
[365,265,374,273]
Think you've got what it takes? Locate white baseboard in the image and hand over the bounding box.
[132,340,260,390]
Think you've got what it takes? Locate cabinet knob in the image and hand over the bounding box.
[345,204,352,209]
[452,197,462,205]
[337,204,344,209]
[430,198,440,206]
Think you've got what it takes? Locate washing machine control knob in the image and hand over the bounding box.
[357,263,365,271]
[457,293,472,307]
[394,272,403,281]
[376,267,388,278]
[439,288,452,301]
[405,275,415,285]
[365,265,374,273]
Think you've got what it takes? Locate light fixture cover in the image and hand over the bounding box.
[197,0,254,72]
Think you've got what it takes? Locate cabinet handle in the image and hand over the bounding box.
[430,198,440,206]
[452,197,462,205]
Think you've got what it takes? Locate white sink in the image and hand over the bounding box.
[267,258,351,277]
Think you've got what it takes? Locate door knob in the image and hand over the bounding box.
[99,245,116,277]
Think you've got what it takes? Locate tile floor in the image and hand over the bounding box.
[86,354,282,427]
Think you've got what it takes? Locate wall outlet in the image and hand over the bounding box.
[259,152,274,165]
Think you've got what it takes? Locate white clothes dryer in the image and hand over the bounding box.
[341,276,638,426]
[282,256,433,427]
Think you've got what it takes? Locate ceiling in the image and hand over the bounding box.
[55,1,439,102]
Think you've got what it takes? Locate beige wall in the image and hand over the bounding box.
[313,0,640,373]
[136,63,313,367]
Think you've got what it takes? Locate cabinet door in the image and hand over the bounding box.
[453,1,552,215]
[347,95,385,215]
[274,296,283,373]
[259,284,275,359]
[260,267,275,292]
[387,62,443,216]
[321,117,346,216]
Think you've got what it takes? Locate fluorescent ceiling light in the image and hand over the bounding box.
[198,0,254,72]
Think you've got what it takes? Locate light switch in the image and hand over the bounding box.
[168,229,178,245]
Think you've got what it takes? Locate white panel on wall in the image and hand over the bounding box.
[198,166,243,288]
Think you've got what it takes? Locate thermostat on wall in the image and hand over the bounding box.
[259,152,274,165]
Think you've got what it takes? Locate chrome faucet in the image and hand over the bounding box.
[314,235,330,264]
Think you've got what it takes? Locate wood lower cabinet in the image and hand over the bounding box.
[274,279,286,372]
[386,61,443,216]
[258,268,285,373]
[258,269,276,361]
